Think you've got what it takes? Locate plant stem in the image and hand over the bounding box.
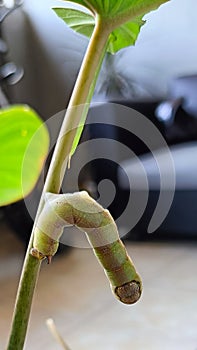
[7,256,41,350]
[43,15,110,194]
[6,15,110,350]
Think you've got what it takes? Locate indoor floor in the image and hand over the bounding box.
[0,220,197,350]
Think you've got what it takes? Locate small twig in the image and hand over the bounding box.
[46,318,72,350]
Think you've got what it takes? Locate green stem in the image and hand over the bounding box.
[7,256,41,350]
[43,14,110,194]
[6,15,110,350]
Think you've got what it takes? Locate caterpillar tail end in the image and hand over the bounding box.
[114,281,142,305]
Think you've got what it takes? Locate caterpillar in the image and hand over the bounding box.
[30,191,142,304]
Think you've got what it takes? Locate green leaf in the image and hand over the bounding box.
[60,0,169,24]
[108,15,145,54]
[54,0,169,53]
[53,8,95,38]
[0,105,49,206]
[53,7,145,54]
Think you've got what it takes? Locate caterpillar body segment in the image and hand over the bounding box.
[93,239,142,304]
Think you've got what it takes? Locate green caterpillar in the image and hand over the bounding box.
[30,191,142,304]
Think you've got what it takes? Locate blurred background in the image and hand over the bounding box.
[1,0,197,241]
[0,0,197,349]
